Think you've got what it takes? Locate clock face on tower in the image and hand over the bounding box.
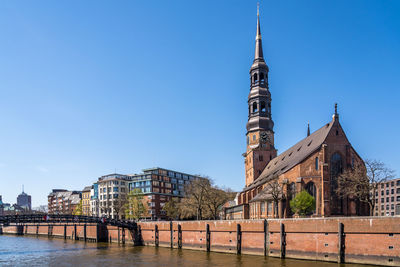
[260,131,269,143]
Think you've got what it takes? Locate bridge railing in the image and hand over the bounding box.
[0,214,137,230]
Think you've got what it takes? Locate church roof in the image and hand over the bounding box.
[244,120,334,191]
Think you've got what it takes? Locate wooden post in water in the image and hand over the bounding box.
[84,224,87,242]
[206,224,210,252]
[236,224,242,255]
[280,223,286,259]
[74,224,77,240]
[36,224,39,235]
[122,227,125,244]
[118,227,120,244]
[64,224,67,240]
[177,224,182,249]
[170,221,173,248]
[264,219,269,256]
[338,222,345,263]
[155,225,159,247]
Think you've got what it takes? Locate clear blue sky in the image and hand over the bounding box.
[0,1,399,207]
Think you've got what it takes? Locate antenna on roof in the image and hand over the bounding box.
[307,122,310,137]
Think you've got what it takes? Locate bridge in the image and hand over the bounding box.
[0,214,137,230]
[0,214,140,244]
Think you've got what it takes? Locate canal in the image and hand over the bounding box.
[0,235,379,267]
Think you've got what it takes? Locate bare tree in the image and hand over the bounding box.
[204,187,236,220]
[337,159,395,216]
[266,179,283,218]
[180,177,211,220]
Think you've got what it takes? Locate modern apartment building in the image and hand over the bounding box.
[128,167,203,220]
[90,183,99,217]
[97,174,129,219]
[374,178,400,216]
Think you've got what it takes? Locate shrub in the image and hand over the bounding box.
[290,190,315,216]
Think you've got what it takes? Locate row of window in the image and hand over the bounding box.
[376,196,400,203]
[381,180,400,188]
[377,188,400,196]
[250,101,271,114]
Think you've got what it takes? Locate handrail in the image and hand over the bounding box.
[0,214,137,230]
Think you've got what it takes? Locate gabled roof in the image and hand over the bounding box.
[244,120,334,191]
[82,186,92,192]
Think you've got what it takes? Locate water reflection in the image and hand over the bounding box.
[0,235,377,267]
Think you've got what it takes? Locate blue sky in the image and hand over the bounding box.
[0,1,399,207]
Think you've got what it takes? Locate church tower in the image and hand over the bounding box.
[244,8,277,187]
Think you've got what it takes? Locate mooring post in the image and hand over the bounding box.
[338,222,345,263]
[84,224,87,242]
[74,224,77,240]
[64,224,67,239]
[170,221,173,248]
[206,224,210,252]
[264,219,269,256]
[280,222,286,259]
[178,224,182,249]
[122,227,125,244]
[118,227,120,244]
[155,224,159,247]
[236,223,242,255]
[36,224,39,235]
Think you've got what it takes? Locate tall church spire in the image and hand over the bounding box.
[254,3,264,61]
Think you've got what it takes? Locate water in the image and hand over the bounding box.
[0,235,377,267]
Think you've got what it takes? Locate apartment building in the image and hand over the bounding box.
[374,178,400,216]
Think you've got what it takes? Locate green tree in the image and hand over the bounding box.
[73,200,83,216]
[124,189,149,220]
[162,197,180,220]
[290,190,315,216]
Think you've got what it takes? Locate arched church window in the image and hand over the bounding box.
[289,182,296,199]
[268,103,271,114]
[253,102,258,113]
[260,101,266,112]
[330,152,343,214]
[260,73,265,83]
[305,182,316,198]
[315,157,319,170]
[254,73,258,84]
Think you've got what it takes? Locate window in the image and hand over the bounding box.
[261,202,265,214]
[315,157,319,170]
[260,73,265,83]
[391,204,395,210]
[392,181,395,187]
[387,183,389,188]
[305,182,316,198]
[387,197,389,202]
[259,155,263,161]
[397,196,400,201]
[391,197,395,202]
[381,191,384,196]
[397,188,400,194]
[397,180,400,186]
[381,205,384,210]
[382,198,384,202]
[260,101,266,112]
[253,73,258,83]
[330,153,343,214]
[252,102,258,113]
[391,189,394,194]
[381,184,385,189]
[387,190,389,195]
[253,135,256,141]
[113,187,119,192]
[386,205,389,210]
[267,202,272,214]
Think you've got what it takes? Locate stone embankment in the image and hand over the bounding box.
[2,217,399,266]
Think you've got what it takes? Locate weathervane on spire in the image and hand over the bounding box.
[257,1,260,16]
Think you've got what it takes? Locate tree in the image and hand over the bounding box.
[162,197,180,220]
[124,189,149,220]
[336,159,395,216]
[73,200,83,216]
[204,187,236,220]
[113,197,128,220]
[290,190,315,216]
[180,177,211,220]
[266,180,283,218]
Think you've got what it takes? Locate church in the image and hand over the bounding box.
[230,11,369,219]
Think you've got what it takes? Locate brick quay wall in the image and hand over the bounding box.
[1,217,399,266]
[138,217,400,266]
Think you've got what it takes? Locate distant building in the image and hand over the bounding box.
[373,178,400,216]
[0,196,3,215]
[81,186,92,216]
[17,189,31,211]
[47,189,81,214]
[90,183,99,217]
